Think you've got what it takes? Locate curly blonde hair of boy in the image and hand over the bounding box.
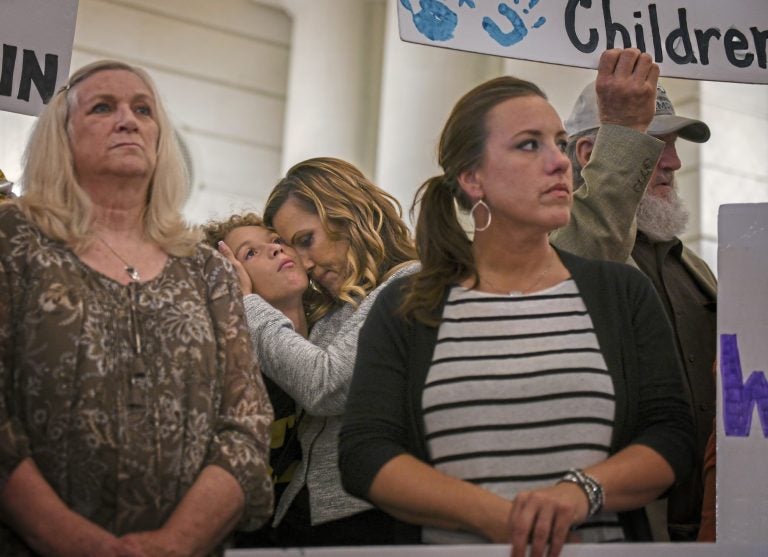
[202,212,264,248]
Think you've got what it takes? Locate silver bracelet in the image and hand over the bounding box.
[558,468,604,517]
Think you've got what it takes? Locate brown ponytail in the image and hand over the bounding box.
[400,175,473,326]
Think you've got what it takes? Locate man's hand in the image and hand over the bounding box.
[596,48,659,133]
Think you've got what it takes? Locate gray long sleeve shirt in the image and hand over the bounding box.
[243,262,418,525]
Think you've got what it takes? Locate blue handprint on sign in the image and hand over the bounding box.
[400,0,458,42]
[483,0,547,47]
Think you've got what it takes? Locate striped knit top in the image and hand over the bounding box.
[422,279,625,544]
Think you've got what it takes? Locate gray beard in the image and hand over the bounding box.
[636,189,689,242]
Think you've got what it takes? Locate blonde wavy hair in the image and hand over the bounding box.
[264,157,416,322]
[16,59,201,255]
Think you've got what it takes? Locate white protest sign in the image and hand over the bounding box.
[717,203,768,543]
[397,0,768,84]
[0,0,79,116]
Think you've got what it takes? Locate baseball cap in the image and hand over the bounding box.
[564,81,710,143]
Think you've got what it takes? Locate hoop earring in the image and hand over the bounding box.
[470,199,492,232]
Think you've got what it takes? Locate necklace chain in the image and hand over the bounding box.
[94,236,157,494]
[479,247,555,296]
[96,236,141,282]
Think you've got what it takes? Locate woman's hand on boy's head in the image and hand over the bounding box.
[217,241,254,296]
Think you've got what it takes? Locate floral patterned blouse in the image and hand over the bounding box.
[0,205,273,553]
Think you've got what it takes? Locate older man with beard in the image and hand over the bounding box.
[551,49,716,543]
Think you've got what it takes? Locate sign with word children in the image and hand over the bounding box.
[717,203,768,543]
[0,0,79,116]
[397,0,768,84]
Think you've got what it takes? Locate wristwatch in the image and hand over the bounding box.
[558,468,604,518]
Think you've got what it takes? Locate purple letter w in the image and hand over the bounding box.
[720,334,768,437]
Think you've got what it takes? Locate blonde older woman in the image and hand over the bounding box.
[0,60,273,556]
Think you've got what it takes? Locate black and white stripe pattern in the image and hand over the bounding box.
[421,280,624,544]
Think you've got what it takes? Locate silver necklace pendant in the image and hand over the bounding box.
[126,266,141,282]
[96,236,141,282]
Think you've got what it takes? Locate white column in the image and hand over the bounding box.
[375,0,502,214]
[279,0,376,174]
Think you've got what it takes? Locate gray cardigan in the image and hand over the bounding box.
[243,262,418,525]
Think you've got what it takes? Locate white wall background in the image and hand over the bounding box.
[1,0,767,273]
[0,0,291,221]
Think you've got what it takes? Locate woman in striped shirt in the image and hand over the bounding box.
[340,50,695,557]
